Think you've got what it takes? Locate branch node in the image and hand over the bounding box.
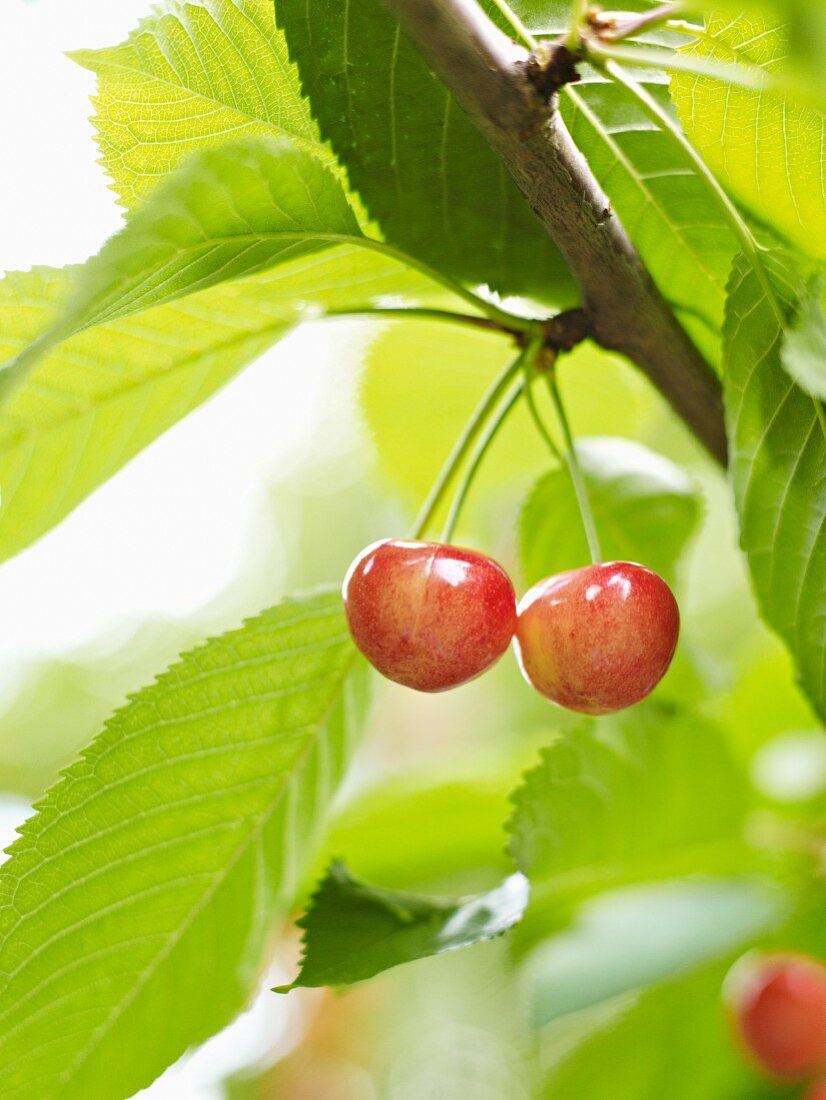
[524,41,582,102]
[540,307,591,353]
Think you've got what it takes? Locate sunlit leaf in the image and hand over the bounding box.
[0,241,443,562]
[671,12,826,262]
[0,591,367,1100]
[71,0,336,207]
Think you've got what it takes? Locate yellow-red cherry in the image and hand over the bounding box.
[729,953,826,1079]
[514,561,679,715]
[343,539,517,692]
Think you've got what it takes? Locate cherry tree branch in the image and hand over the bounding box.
[381,0,728,465]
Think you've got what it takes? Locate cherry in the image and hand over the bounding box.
[728,953,826,1079]
[806,1081,826,1100]
[343,539,517,692]
[513,561,679,714]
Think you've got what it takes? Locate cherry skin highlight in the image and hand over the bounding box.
[514,561,679,715]
[343,539,517,692]
[728,953,826,1079]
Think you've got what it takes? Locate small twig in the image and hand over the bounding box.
[318,306,520,336]
[593,3,689,42]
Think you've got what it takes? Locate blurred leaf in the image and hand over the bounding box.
[519,436,700,588]
[781,274,826,400]
[525,877,783,1028]
[723,251,826,724]
[276,863,529,991]
[0,591,367,1100]
[562,67,737,367]
[321,772,514,892]
[71,0,336,208]
[508,704,751,908]
[275,0,576,304]
[671,12,826,262]
[539,961,789,1099]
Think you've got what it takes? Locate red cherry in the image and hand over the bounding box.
[343,539,517,692]
[728,953,826,1079]
[514,561,679,714]
[806,1081,826,1100]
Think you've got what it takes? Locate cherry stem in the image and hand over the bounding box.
[523,356,562,463]
[411,340,536,540]
[547,370,603,563]
[441,379,525,543]
[440,334,545,542]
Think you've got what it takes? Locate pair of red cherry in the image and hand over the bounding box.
[343,539,679,714]
[730,953,826,1096]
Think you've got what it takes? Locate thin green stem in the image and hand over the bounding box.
[599,2,688,42]
[548,371,602,562]
[318,306,514,334]
[440,335,545,540]
[411,352,528,539]
[523,358,562,463]
[488,0,537,49]
[564,0,591,50]
[354,237,538,334]
[441,380,525,542]
[597,59,785,328]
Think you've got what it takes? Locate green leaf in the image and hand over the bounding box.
[525,877,782,1028]
[671,12,826,262]
[0,591,367,1100]
[539,962,787,1099]
[781,273,826,400]
[507,704,750,904]
[561,67,738,367]
[0,244,440,564]
[276,863,529,991]
[71,0,336,207]
[519,436,700,589]
[36,136,359,341]
[723,252,826,723]
[321,770,515,892]
[275,0,576,304]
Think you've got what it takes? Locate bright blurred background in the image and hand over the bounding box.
[1,2,822,1097]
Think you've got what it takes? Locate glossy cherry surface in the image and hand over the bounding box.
[343,539,517,692]
[729,953,826,1079]
[514,561,679,714]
